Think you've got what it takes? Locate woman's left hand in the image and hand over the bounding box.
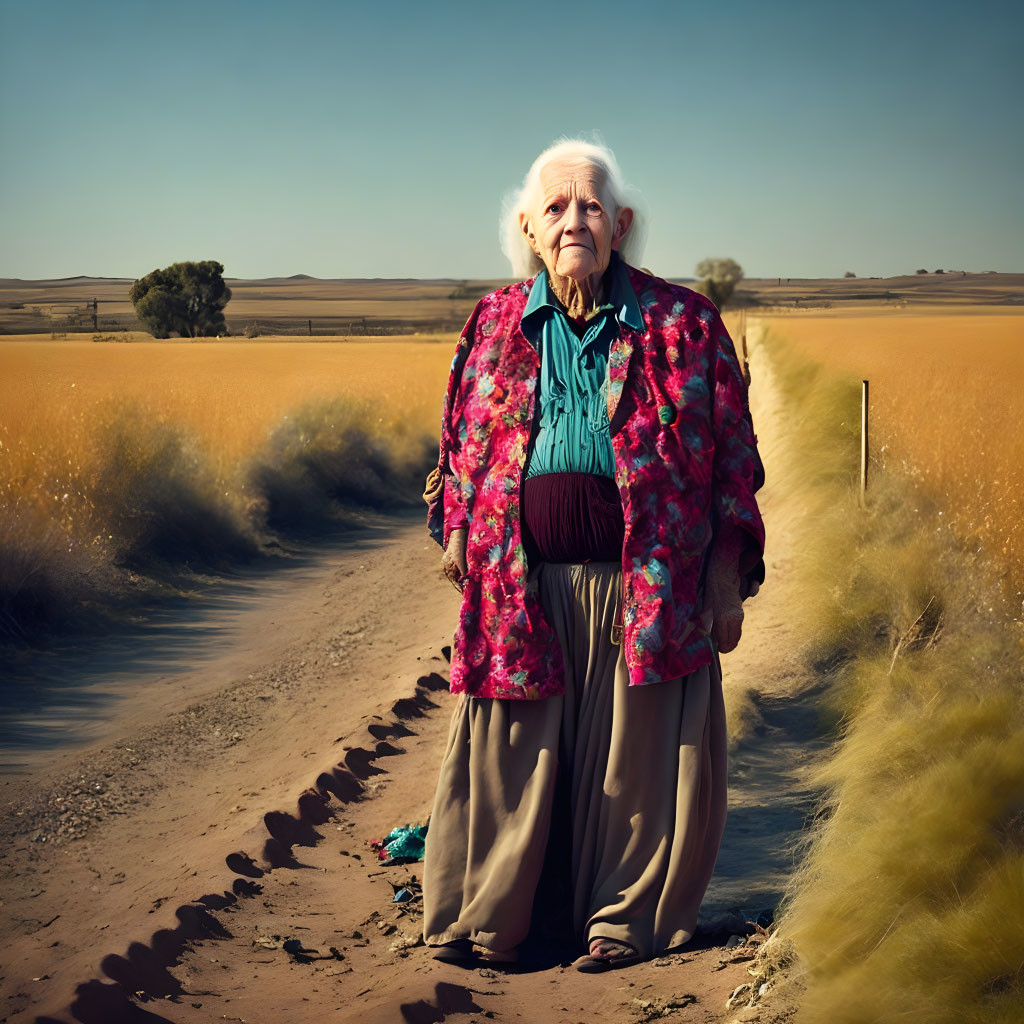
[701,546,745,654]
[707,583,744,653]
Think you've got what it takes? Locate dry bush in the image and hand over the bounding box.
[247,396,433,535]
[0,503,124,642]
[86,400,260,571]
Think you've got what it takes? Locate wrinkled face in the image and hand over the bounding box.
[519,156,632,282]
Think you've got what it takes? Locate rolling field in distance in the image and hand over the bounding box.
[3,270,1021,337]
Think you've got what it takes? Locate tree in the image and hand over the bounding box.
[129,260,231,339]
[844,271,857,278]
[695,258,744,310]
[916,268,929,274]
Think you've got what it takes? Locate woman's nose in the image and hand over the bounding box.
[565,201,588,233]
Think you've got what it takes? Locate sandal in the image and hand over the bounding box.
[432,939,519,965]
[572,937,644,972]
[432,939,478,963]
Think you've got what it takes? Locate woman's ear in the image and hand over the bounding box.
[612,206,634,248]
[518,211,538,255]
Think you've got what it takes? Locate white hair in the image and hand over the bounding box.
[498,135,648,280]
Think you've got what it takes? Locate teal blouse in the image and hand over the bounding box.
[520,249,645,479]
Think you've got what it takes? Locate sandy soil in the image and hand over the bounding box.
[1,341,820,1024]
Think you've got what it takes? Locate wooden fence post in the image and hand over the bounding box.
[860,379,869,508]
[739,310,751,386]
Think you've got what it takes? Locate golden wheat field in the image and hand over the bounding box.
[750,310,1024,591]
[0,336,454,533]
[0,335,455,472]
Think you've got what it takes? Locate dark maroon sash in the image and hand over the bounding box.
[521,472,625,565]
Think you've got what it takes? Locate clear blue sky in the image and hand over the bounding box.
[1,0,1021,280]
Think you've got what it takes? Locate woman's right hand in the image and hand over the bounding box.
[442,527,468,592]
[423,466,443,504]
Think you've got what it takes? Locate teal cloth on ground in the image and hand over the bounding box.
[381,823,428,862]
[520,249,644,479]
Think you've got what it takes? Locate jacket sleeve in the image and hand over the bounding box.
[708,308,766,598]
[427,297,483,549]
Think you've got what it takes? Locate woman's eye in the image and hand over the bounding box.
[588,203,603,213]
[546,203,561,213]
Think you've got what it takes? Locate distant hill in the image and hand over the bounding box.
[2,271,1021,337]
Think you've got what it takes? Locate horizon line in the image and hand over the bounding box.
[3,269,1019,285]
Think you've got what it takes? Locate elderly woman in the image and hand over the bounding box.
[421,138,765,971]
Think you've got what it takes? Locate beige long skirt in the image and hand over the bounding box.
[422,560,728,957]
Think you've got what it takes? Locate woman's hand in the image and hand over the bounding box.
[700,527,746,653]
[704,567,744,653]
[442,527,468,592]
[423,466,442,505]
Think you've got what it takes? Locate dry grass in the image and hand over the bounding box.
[0,336,455,645]
[751,310,1024,597]
[746,326,1024,1024]
[0,336,453,468]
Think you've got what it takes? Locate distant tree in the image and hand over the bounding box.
[934,268,945,274]
[844,271,857,278]
[695,257,744,310]
[916,268,929,274]
[129,260,231,339]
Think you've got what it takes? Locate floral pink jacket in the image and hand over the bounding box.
[427,260,765,700]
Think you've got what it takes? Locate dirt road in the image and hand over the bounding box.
[1,341,821,1024]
